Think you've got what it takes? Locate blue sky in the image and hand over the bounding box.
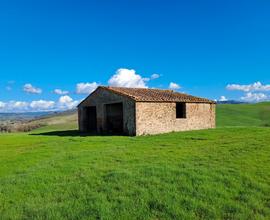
[0,0,270,112]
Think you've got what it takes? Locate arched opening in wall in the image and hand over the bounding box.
[105,102,123,134]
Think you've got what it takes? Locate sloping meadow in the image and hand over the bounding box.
[0,127,270,219]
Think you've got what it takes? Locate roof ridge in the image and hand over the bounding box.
[97,86,215,103]
[106,86,173,91]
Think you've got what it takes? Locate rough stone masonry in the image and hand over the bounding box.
[78,86,216,136]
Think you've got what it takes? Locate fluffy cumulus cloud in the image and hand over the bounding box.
[53,89,69,95]
[241,92,269,102]
[12,101,29,110]
[169,82,181,90]
[0,101,6,109]
[150,73,160,80]
[76,82,99,94]
[57,95,79,110]
[219,96,228,101]
[2,101,29,112]
[227,82,270,92]
[30,100,55,111]
[23,84,42,94]
[0,101,34,112]
[0,96,80,113]
[108,68,147,88]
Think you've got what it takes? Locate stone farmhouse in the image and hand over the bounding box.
[78,86,216,136]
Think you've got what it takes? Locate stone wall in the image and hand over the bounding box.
[136,102,215,135]
[78,88,136,135]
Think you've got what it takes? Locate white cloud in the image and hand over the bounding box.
[226,82,270,92]
[30,100,55,110]
[0,101,30,112]
[169,82,181,90]
[13,101,29,109]
[0,96,80,113]
[53,89,69,95]
[76,82,99,94]
[241,92,269,102]
[150,73,160,80]
[108,68,147,88]
[143,77,150,82]
[58,95,79,110]
[5,101,29,112]
[59,95,72,104]
[219,96,228,101]
[23,84,42,94]
[0,101,6,109]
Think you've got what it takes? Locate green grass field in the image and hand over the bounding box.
[1,103,270,219]
[217,102,270,127]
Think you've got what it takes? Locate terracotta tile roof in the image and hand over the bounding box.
[100,86,215,103]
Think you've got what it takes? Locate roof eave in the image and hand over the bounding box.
[135,100,216,104]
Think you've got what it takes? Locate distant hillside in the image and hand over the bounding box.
[217,100,247,104]
[217,102,270,127]
[32,110,78,131]
[0,110,77,133]
[0,112,56,121]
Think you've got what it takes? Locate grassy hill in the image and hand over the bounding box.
[1,127,270,219]
[1,103,270,219]
[31,110,78,131]
[0,111,78,133]
[217,102,270,127]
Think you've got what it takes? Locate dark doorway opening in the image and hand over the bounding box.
[106,102,123,134]
[84,106,97,132]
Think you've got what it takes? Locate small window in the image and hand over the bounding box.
[176,102,186,118]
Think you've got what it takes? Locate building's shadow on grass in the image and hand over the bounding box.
[30,130,90,137]
[30,130,125,137]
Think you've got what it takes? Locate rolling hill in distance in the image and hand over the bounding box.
[0,112,59,121]
[0,110,77,133]
[216,102,270,127]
